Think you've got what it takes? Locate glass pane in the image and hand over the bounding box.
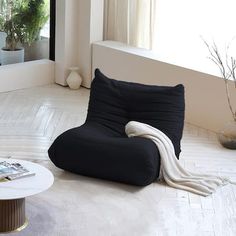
[154,0,236,76]
[0,0,50,65]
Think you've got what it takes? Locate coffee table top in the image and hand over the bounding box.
[0,158,54,200]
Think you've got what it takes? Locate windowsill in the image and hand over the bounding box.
[0,59,53,70]
[95,40,223,80]
[0,59,55,93]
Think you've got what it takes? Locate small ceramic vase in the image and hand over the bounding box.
[66,67,82,89]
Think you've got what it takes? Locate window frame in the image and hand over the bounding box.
[49,0,56,61]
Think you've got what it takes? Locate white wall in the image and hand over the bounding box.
[55,0,79,86]
[77,0,104,87]
[55,0,104,88]
[0,60,55,92]
[92,41,236,132]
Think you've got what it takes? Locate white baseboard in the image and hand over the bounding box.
[0,59,55,93]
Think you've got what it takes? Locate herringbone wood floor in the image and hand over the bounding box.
[0,85,89,161]
[0,84,236,236]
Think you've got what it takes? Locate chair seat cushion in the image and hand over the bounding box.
[48,122,160,186]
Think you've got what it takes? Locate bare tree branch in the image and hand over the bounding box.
[224,80,236,121]
[203,38,236,121]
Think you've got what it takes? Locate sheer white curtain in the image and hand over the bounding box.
[104,0,158,50]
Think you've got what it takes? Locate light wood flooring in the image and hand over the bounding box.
[0,84,236,236]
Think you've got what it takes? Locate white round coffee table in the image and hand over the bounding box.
[0,158,54,233]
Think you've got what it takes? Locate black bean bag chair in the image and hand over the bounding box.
[48,69,185,186]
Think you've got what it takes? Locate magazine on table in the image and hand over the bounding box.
[0,161,35,181]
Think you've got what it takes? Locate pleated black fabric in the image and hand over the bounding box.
[48,69,185,186]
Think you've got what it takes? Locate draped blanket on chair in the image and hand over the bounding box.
[125,121,235,197]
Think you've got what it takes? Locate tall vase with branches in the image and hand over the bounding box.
[204,40,236,149]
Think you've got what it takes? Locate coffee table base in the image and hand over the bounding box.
[0,198,27,233]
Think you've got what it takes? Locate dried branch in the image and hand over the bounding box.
[203,38,236,121]
[225,46,232,79]
[230,57,236,88]
[224,80,236,121]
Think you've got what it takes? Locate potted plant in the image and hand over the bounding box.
[0,0,49,65]
[21,0,49,61]
[0,0,25,65]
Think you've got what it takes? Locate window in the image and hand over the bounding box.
[0,0,55,65]
[155,0,236,75]
[104,0,236,76]
[104,0,158,50]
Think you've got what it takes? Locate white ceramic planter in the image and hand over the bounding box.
[1,48,25,65]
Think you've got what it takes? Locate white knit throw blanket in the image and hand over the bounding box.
[125,121,235,197]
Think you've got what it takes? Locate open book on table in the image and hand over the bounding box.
[0,161,35,181]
